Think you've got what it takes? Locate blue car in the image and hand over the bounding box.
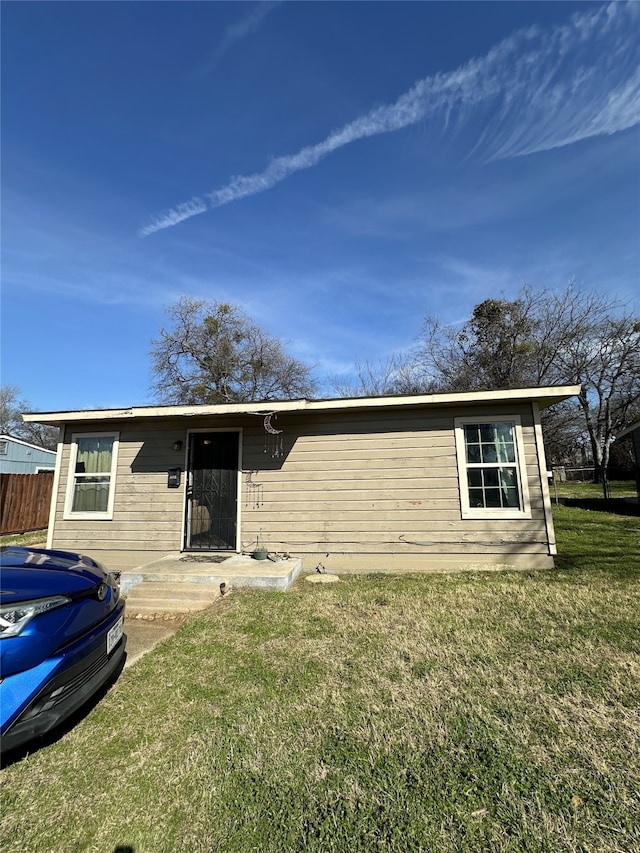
[0,546,126,754]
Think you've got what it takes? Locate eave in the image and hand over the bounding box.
[22,385,581,426]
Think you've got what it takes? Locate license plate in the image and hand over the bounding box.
[107,616,124,655]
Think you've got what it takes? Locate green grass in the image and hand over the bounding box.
[551,478,637,500]
[0,529,48,548]
[2,507,639,853]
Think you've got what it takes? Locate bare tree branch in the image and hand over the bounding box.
[150,297,317,404]
[413,282,640,496]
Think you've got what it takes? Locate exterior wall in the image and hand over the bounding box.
[48,401,555,572]
[239,403,552,572]
[51,420,188,559]
[0,436,56,474]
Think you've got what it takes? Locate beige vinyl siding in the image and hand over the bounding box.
[49,402,554,572]
[238,404,551,570]
[51,421,187,555]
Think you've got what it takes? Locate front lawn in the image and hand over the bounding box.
[2,506,639,852]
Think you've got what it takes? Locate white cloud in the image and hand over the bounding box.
[140,1,640,236]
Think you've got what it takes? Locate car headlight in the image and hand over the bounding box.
[0,595,71,637]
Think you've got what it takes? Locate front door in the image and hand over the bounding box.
[185,432,239,550]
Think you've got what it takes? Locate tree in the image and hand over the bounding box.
[415,283,640,497]
[330,354,432,398]
[0,384,59,450]
[442,297,539,389]
[150,297,317,404]
[559,310,640,494]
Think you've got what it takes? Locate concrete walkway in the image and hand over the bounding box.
[124,619,181,668]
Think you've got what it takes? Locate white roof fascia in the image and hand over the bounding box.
[22,385,581,425]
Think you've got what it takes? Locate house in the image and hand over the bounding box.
[615,421,640,498]
[23,385,580,573]
[0,434,56,474]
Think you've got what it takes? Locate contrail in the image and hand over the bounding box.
[140,2,640,236]
[192,1,282,78]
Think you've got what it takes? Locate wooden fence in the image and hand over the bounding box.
[0,472,54,536]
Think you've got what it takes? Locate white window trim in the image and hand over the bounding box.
[64,431,119,520]
[454,416,531,520]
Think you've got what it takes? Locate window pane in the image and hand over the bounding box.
[499,467,520,508]
[484,469,499,487]
[467,470,483,487]
[485,488,502,507]
[468,488,485,508]
[72,477,110,512]
[466,443,481,463]
[499,467,518,488]
[464,424,480,444]
[479,424,495,442]
[502,487,520,508]
[494,423,514,442]
[76,437,113,474]
[496,442,515,463]
[481,443,498,463]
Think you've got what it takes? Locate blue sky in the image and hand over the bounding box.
[2,1,639,412]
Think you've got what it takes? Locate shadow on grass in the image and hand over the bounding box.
[553,547,640,581]
[551,503,640,582]
[559,497,639,516]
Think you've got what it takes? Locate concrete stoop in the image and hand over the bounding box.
[123,581,221,618]
[120,554,303,618]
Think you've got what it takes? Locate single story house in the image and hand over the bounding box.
[24,385,579,573]
[0,434,57,474]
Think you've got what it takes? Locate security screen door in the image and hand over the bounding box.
[185,432,239,550]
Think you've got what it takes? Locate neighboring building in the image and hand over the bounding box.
[24,386,579,572]
[615,421,640,498]
[0,435,56,474]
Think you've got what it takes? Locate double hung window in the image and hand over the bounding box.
[455,418,530,518]
[65,433,118,519]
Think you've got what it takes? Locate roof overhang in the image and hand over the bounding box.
[615,421,640,440]
[22,385,581,426]
[0,434,57,453]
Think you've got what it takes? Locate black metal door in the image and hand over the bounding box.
[185,432,239,550]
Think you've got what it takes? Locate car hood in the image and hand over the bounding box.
[0,547,108,603]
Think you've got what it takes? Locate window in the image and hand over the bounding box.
[64,433,119,519]
[0,440,7,455]
[455,418,530,519]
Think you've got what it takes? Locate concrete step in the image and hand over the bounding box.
[123,581,221,616]
[119,556,303,618]
[120,557,303,593]
[126,582,218,601]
